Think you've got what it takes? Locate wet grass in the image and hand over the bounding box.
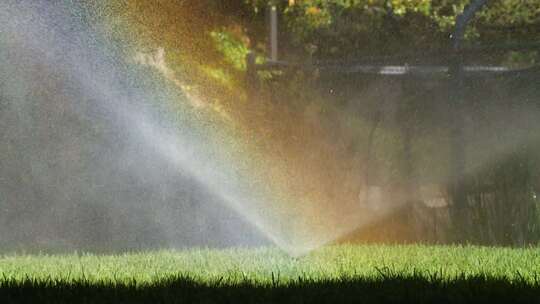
[1,244,540,303]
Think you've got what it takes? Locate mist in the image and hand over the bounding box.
[0,1,272,253]
[1,1,539,256]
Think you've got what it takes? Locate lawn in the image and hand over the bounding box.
[1,244,539,303]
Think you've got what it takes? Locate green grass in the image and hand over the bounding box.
[1,244,540,303]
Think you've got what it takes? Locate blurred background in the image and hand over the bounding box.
[1,0,539,253]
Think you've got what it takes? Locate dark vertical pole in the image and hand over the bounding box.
[448,0,488,241]
[267,4,279,62]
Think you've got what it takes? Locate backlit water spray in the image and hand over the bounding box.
[0,1,386,256]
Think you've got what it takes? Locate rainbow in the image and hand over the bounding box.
[1,1,387,255]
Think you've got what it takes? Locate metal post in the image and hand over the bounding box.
[448,0,488,241]
[268,5,278,62]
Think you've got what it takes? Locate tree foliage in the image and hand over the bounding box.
[239,0,539,63]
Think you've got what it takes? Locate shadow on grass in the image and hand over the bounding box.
[1,275,539,303]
